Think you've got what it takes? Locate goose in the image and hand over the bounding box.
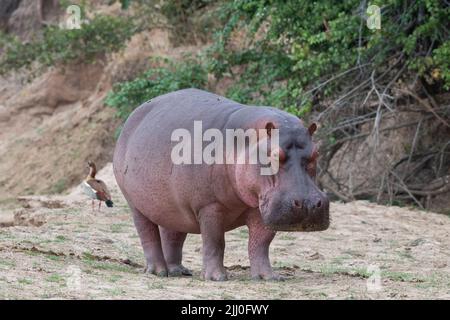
[82,161,113,211]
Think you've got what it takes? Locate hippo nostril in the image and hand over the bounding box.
[293,200,302,208]
[317,200,322,208]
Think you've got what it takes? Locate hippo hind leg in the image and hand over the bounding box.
[160,227,192,277]
[131,206,168,277]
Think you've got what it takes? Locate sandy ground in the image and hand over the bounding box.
[0,163,449,300]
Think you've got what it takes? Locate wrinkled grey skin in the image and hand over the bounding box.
[113,89,329,280]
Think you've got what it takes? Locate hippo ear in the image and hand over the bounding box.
[265,122,276,137]
[308,123,317,136]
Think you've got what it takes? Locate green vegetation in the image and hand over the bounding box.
[82,252,137,273]
[46,254,63,262]
[17,278,33,285]
[45,273,66,285]
[207,0,449,112]
[236,227,248,239]
[105,58,208,119]
[107,0,448,119]
[382,270,424,282]
[110,223,129,233]
[147,282,165,290]
[54,235,67,243]
[0,259,16,268]
[86,260,137,273]
[109,274,123,283]
[0,15,135,74]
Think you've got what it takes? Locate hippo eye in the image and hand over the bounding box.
[306,161,311,169]
[306,159,317,177]
[302,156,315,168]
[300,157,309,167]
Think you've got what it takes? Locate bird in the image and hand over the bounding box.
[82,161,113,211]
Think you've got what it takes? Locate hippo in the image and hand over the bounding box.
[113,89,329,281]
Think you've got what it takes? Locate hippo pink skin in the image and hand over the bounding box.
[113,89,329,281]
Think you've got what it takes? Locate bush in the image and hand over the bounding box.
[208,0,450,112]
[0,15,136,74]
[105,58,208,119]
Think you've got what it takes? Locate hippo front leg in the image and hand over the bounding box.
[198,204,228,281]
[246,210,282,280]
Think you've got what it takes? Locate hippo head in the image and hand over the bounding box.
[235,116,330,232]
[259,120,329,231]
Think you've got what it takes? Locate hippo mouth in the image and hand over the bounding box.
[258,192,330,232]
[266,219,330,232]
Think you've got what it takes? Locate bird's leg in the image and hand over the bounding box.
[98,201,102,212]
[91,200,95,212]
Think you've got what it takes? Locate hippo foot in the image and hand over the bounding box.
[201,269,228,281]
[168,264,192,277]
[143,264,168,277]
[251,272,285,281]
